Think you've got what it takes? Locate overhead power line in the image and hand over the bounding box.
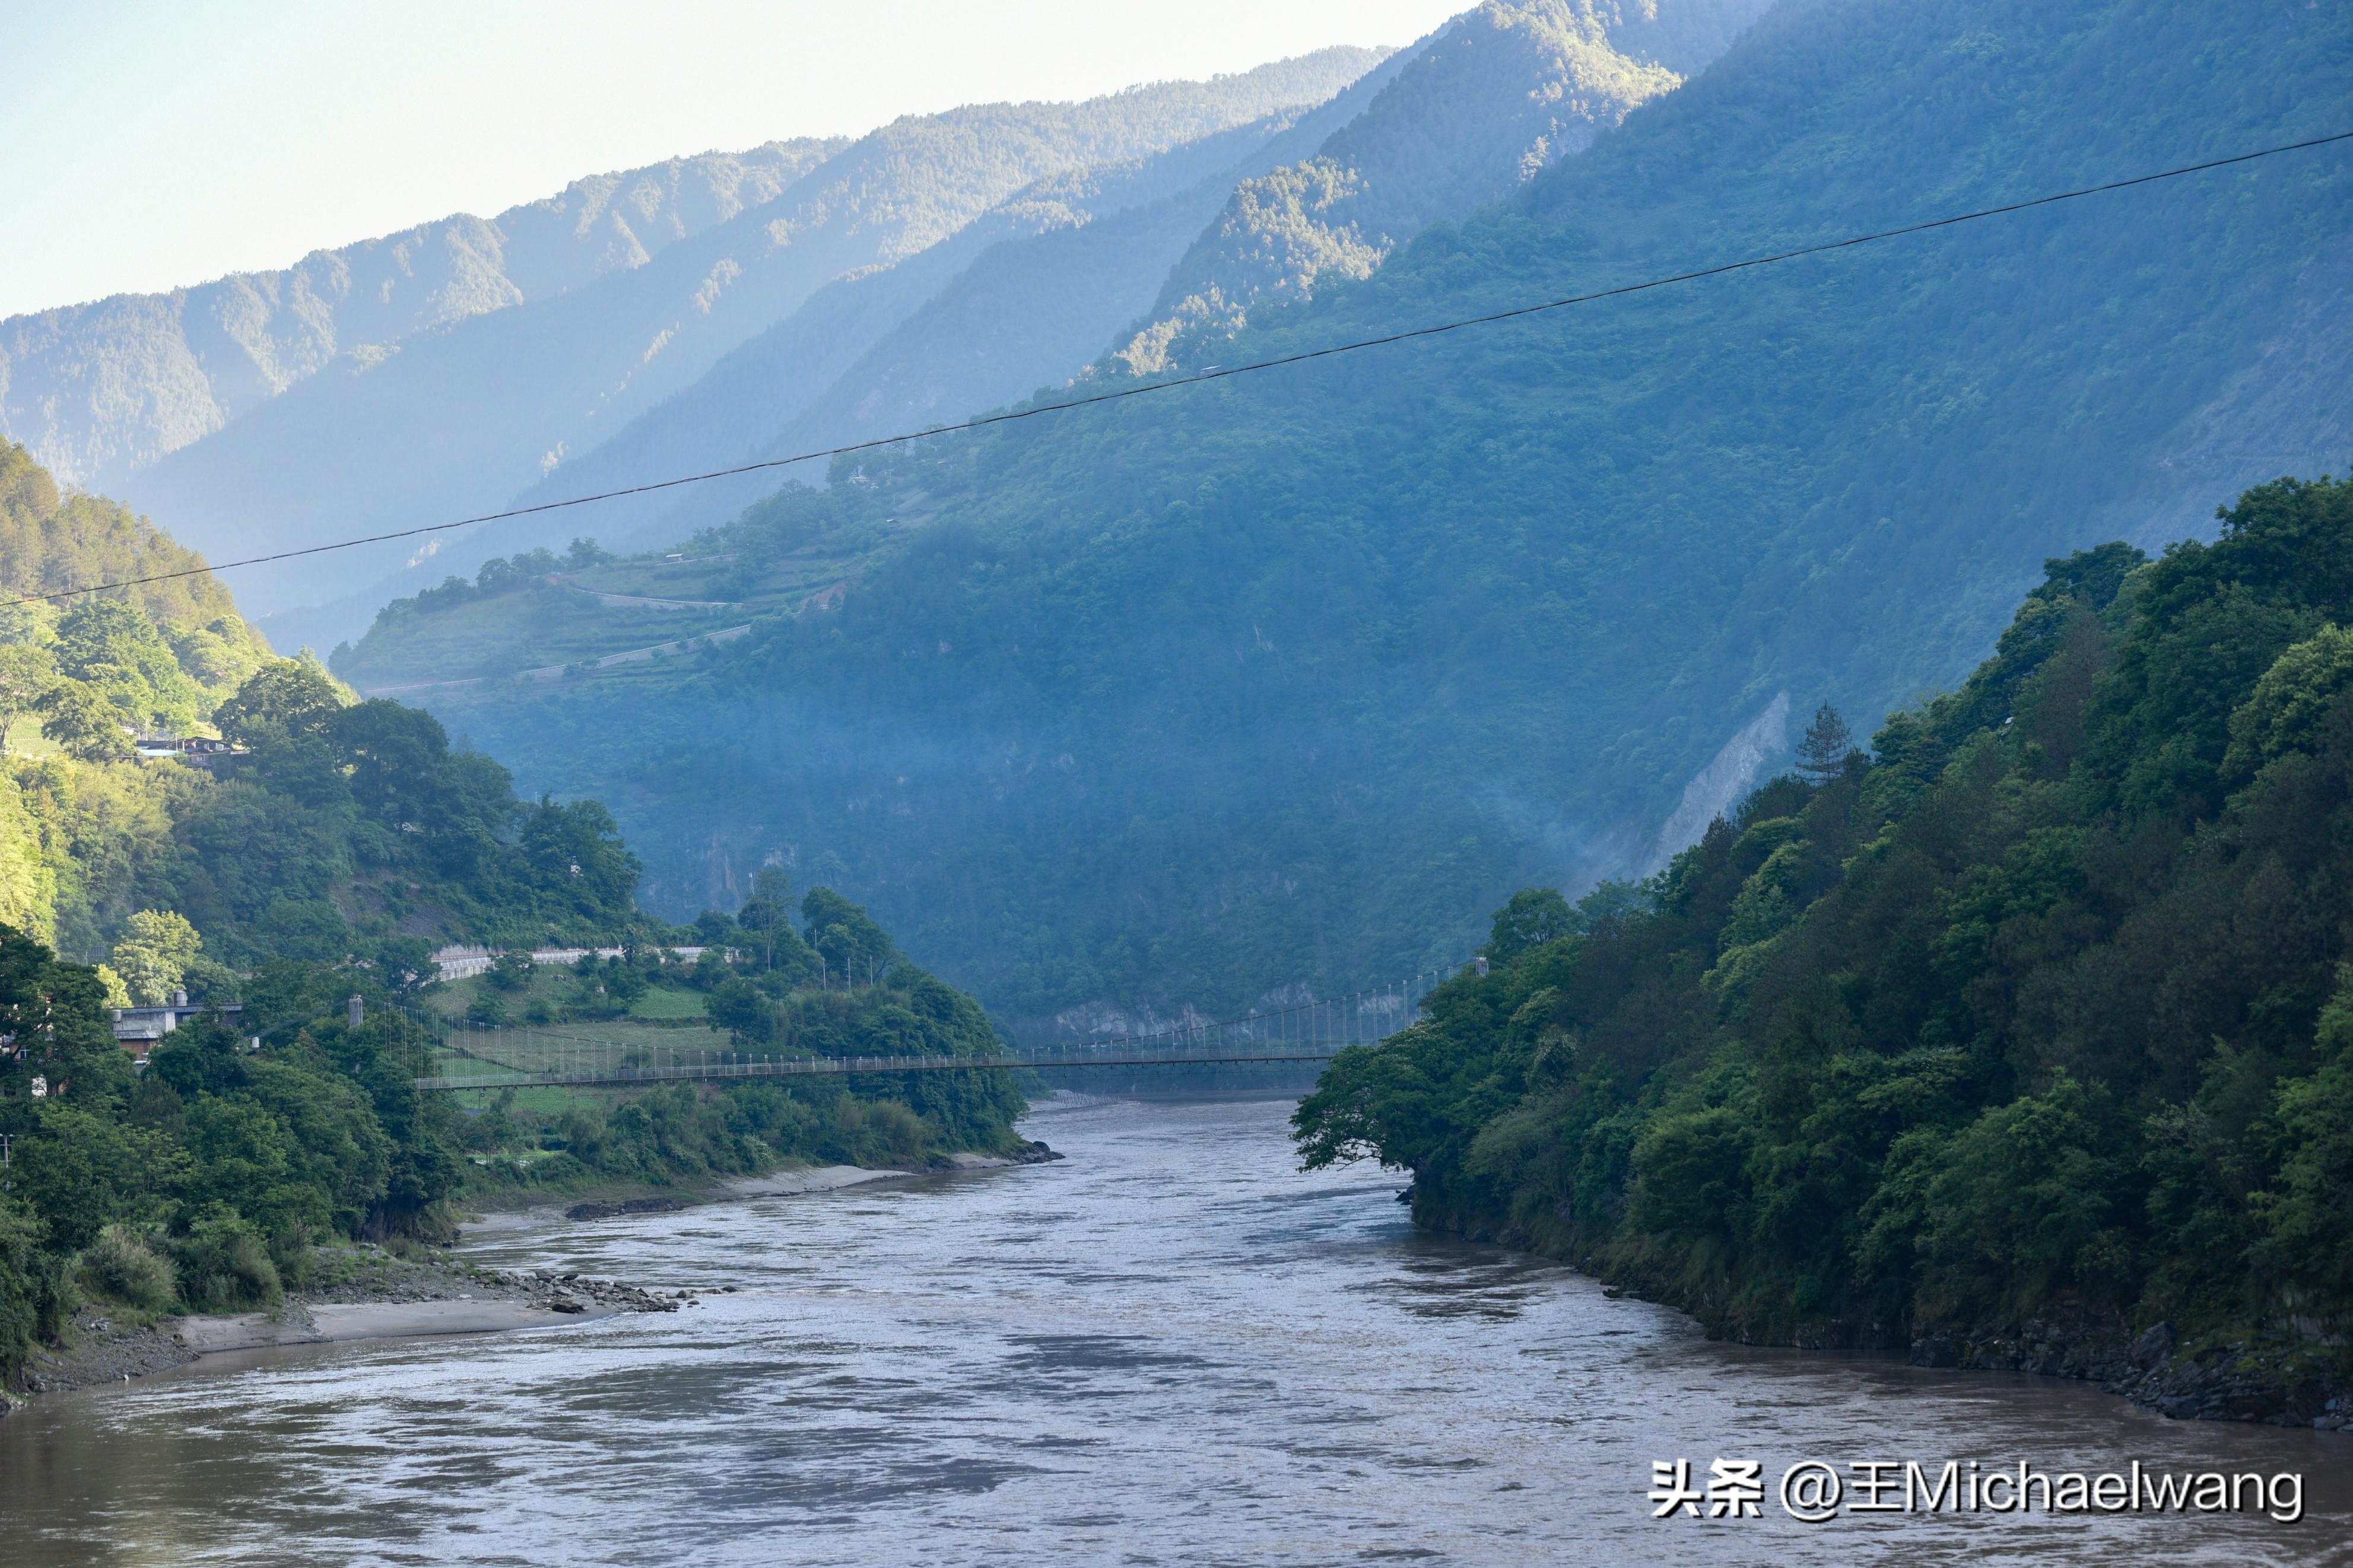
[19,128,2351,609]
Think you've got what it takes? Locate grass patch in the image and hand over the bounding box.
[628,987,706,1020]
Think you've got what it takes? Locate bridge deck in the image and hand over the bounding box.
[414,1043,1376,1092]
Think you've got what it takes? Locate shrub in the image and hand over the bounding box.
[77,1224,177,1313]
[164,1206,282,1313]
[830,1098,929,1168]
[488,949,535,991]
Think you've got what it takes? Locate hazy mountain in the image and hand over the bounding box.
[349,0,2349,1036]
[96,50,1386,625]
[480,1,1773,578]
[420,72,1416,578]
[0,144,839,492]
[1112,0,1776,373]
[728,57,1421,498]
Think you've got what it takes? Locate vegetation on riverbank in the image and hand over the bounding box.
[1,895,1030,1389]
[1296,476,2353,1386]
[1,801,1026,1391]
[0,438,677,976]
[421,870,1028,1179]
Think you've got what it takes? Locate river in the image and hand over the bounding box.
[1,1095,2346,1566]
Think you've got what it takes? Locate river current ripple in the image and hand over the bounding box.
[1,1095,2347,1566]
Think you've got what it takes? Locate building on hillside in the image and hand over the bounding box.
[133,735,247,771]
[429,944,717,979]
[111,991,244,1065]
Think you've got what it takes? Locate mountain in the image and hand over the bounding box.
[431,73,1418,577]
[343,0,2351,1041]
[459,2,1777,590]
[0,144,839,493]
[97,52,1387,627]
[1113,0,1774,373]
[0,438,261,644]
[321,0,1787,645]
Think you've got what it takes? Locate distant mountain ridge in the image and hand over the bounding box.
[481,52,1427,569]
[96,50,1386,628]
[352,2,1774,616]
[0,143,841,491]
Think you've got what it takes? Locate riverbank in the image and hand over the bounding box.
[2,1245,684,1411]
[1412,1188,2353,1436]
[5,1144,1067,1416]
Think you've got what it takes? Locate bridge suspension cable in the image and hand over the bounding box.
[408,965,1462,1093]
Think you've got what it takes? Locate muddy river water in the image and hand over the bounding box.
[1,1094,2346,1566]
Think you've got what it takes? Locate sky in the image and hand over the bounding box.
[0,0,1465,321]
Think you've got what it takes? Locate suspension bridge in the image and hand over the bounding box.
[411,968,1459,1093]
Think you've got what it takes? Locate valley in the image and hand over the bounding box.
[1,5,2348,1559]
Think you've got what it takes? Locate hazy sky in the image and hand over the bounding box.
[0,0,1466,321]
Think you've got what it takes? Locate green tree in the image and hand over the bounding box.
[52,597,201,732]
[804,887,893,986]
[369,936,440,996]
[212,656,348,744]
[0,1194,67,1385]
[734,868,805,974]
[2252,968,2353,1321]
[0,642,55,753]
[36,680,131,761]
[1485,888,1573,965]
[111,909,204,1005]
[0,594,53,648]
[2220,623,2353,781]
[1795,704,1856,782]
[9,1106,169,1252]
[488,948,536,991]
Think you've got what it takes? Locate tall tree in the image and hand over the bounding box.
[1795,704,1856,782]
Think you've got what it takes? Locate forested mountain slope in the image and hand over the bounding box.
[111,53,1385,629]
[0,440,669,976]
[1114,0,1772,373]
[0,441,262,644]
[0,144,838,492]
[1297,476,2353,1395]
[351,0,2351,1041]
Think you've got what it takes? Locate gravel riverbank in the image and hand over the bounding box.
[3,1246,682,1411]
